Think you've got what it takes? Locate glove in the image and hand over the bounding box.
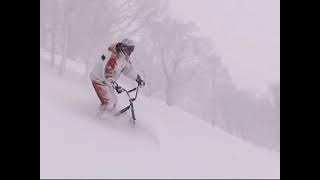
[136,75,145,87]
[111,81,123,93]
[101,54,106,60]
[115,86,124,94]
[111,81,118,88]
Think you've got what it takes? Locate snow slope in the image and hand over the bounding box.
[40,55,280,178]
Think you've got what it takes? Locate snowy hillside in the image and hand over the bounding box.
[40,55,280,178]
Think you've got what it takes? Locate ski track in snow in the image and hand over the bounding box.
[40,54,280,178]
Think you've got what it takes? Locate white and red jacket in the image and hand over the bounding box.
[89,43,138,86]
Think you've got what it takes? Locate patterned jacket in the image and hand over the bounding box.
[89,43,138,86]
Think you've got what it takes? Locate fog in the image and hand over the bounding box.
[40,0,280,151]
[170,0,280,94]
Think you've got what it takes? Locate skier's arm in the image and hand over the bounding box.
[102,59,109,83]
[101,43,117,85]
[103,57,120,87]
[123,64,145,86]
[123,64,139,81]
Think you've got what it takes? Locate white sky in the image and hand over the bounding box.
[168,0,280,94]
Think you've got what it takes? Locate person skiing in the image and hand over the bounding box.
[89,38,145,117]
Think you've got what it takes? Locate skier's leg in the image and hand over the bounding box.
[92,81,108,103]
[99,86,118,119]
[92,81,111,117]
[107,86,118,112]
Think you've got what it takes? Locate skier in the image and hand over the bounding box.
[89,38,145,117]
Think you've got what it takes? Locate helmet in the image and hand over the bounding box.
[116,38,135,57]
[121,38,134,46]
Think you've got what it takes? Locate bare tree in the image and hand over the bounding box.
[270,83,280,148]
[146,18,201,105]
[49,0,57,67]
[52,0,168,76]
[40,0,51,49]
[206,54,223,125]
[59,0,78,75]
